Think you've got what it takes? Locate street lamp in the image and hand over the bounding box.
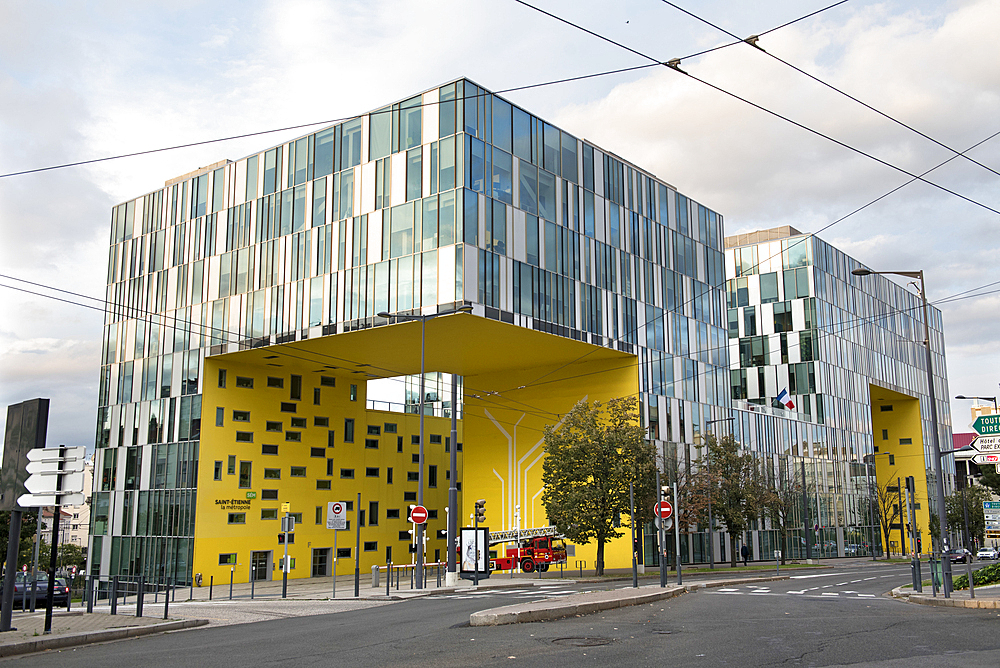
[377,304,473,589]
[852,267,951,596]
[704,416,735,569]
[955,395,998,410]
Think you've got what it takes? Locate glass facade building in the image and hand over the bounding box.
[725,227,953,559]
[92,78,732,582]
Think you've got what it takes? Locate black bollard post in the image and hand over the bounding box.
[110,577,118,615]
[163,579,170,620]
[86,577,94,614]
[229,569,234,600]
[136,577,145,618]
[209,575,213,600]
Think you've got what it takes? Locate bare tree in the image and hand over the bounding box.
[875,475,902,559]
[761,457,802,565]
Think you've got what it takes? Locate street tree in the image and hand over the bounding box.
[0,511,39,568]
[761,457,802,565]
[696,433,768,568]
[946,484,992,547]
[874,476,902,558]
[541,396,654,575]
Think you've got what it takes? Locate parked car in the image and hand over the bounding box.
[976,547,998,560]
[0,575,70,609]
[945,548,973,564]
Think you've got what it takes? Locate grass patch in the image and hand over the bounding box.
[953,562,1000,590]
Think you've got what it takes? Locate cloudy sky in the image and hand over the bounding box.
[1,0,997,448]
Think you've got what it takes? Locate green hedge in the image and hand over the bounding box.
[953,562,1000,590]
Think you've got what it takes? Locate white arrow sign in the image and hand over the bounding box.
[26,446,86,462]
[26,459,85,475]
[24,472,85,495]
[972,453,1000,466]
[17,493,85,507]
[971,436,1000,453]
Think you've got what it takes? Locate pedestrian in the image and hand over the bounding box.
[740,543,749,567]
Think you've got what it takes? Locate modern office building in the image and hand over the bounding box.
[91,78,731,584]
[724,227,954,558]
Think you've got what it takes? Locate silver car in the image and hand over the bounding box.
[976,547,998,560]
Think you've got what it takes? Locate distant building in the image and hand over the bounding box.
[725,226,954,558]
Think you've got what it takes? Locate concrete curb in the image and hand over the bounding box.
[470,586,686,626]
[683,575,789,590]
[364,578,556,601]
[890,585,1000,609]
[0,619,210,658]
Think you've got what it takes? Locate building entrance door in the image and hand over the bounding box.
[251,551,272,581]
[312,548,331,577]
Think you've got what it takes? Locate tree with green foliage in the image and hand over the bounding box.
[977,464,1000,497]
[36,542,87,572]
[946,484,992,548]
[0,511,39,570]
[696,433,768,568]
[541,397,655,575]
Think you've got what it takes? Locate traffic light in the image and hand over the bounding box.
[475,499,486,524]
[905,476,915,495]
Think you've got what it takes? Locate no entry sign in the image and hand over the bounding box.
[654,500,673,520]
[410,505,428,524]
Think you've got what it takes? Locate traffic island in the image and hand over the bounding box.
[891,585,1000,609]
[470,585,686,626]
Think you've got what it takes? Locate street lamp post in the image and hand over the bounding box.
[862,454,880,561]
[378,305,473,589]
[852,268,951,596]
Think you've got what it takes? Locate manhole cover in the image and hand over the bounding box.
[551,637,614,647]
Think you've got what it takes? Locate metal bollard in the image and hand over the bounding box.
[189,579,193,602]
[163,579,170,620]
[229,570,233,600]
[372,565,380,588]
[136,577,145,618]
[386,562,391,597]
[154,577,159,604]
[209,575,213,600]
[410,567,414,590]
[86,576,94,614]
[560,562,564,578]
[110,576,118,615]
[251,572,255,600]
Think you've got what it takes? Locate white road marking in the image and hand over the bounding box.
[821,592,839,596]
[717,588,741,592]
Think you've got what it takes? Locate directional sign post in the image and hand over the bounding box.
[17,446,86,508]
[973,453,1000,466]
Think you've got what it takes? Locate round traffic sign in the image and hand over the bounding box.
[331,502,343,515]
[410,505,428,524]
[654,500,673,520]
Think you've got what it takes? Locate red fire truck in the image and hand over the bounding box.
[489,526,568,573]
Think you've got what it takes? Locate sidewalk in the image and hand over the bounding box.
[0,610,206,658]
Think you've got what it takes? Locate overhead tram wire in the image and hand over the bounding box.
[0,2,840,181]
[0,272,561,420]
[657,0,1000,180]
[496,124,1000,396]
[510,0,1000,218]
[3,272,996,427]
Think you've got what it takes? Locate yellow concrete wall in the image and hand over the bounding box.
[463,352,640,571]
[869,385,932,556]
[195,354,461,584]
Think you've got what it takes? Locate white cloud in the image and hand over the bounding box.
[0,0,997,443]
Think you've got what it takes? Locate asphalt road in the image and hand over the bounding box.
[9,562,1000,667]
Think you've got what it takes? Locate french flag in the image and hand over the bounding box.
[776,388,795,410]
